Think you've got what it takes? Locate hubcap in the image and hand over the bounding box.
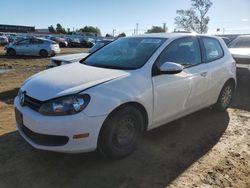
[221,86,232,108]
[114,117,136,146]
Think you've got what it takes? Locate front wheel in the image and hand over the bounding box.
[7,48,16,56]
[98,105,144,159]
[214,81,235,111]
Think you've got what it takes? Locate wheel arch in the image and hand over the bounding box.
[224,77,236,89]
[99,101,149,136]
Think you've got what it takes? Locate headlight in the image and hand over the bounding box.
[39,94,90,116]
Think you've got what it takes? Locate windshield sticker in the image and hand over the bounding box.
[141,39,162,44]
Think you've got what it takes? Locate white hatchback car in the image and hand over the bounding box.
[5,37,60,57]
[15,33,236,158]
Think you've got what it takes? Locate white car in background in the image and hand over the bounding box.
[5,37,60,57]
[47,52,89,68]
[0,36,8,45]
[228,35,250,64]
[15,33,236,159]
[47,39,114,68]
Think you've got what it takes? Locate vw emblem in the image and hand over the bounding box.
[20,92,25,106]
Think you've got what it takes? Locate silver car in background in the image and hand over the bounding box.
[5,37,60,57]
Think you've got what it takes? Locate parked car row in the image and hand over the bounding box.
[0,32,105,49]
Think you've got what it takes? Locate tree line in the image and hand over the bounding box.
[48,0,213,36]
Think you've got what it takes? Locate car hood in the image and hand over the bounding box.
[21,62,129,101]
[229,48,250,58]
[51,53,89,62]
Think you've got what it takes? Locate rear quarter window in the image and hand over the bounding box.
[202,37,224,62]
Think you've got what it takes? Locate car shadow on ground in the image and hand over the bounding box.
[0,66,249,188]
[0,108,230,188]
[0,87,19,104]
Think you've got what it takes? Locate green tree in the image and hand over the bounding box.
[79,26,101,36]
[175,0,213,33]
[146,26,167,33]
[56,23,66,34]
[117,32,126,37]
[48,25,56,33]
[105,33,112,37]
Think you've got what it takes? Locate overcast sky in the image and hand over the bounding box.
[1,0,249,35]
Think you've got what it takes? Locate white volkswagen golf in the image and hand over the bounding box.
[15,33,236,158]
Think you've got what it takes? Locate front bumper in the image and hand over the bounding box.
[14,97,106,153]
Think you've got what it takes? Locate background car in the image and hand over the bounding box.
[5,37,60,57]
[49,36,68,47]
[65,37,82,47]
[221,37,231,46]
[80,37,95,48]
[228,35,250,64]
[47,52,89,68]
[0,36,9,45]
[89,39,114,53]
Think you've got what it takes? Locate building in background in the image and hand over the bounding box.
[0,24,35,33]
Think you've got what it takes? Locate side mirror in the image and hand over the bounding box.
[158,62,183,74]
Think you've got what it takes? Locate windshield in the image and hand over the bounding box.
[81,37,166,70]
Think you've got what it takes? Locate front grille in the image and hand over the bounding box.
[20,124,69,146]
[24,95,42,112]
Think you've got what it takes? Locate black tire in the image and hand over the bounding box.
[214,81,235,111]
[7,48,16,56]
[98,105,144,159]
[39,50,48,58]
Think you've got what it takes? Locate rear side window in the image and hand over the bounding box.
[202,37,223,62]
[17,39,30,45]
[157,37,202,67]
[30,39,44,44]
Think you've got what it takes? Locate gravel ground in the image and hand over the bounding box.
[0,47,249,188]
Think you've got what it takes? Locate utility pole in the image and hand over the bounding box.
[136,23,139,35]
[113,29,116,37]
[163,23,166,32]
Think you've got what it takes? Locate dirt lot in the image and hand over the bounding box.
[0,46,249,188]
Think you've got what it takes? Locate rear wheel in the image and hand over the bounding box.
[7,48,16,56]
[98,105,144,159]
[39,50,48,58]
[214,81,235,111]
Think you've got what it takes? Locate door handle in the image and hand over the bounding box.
[200,72,207,77]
